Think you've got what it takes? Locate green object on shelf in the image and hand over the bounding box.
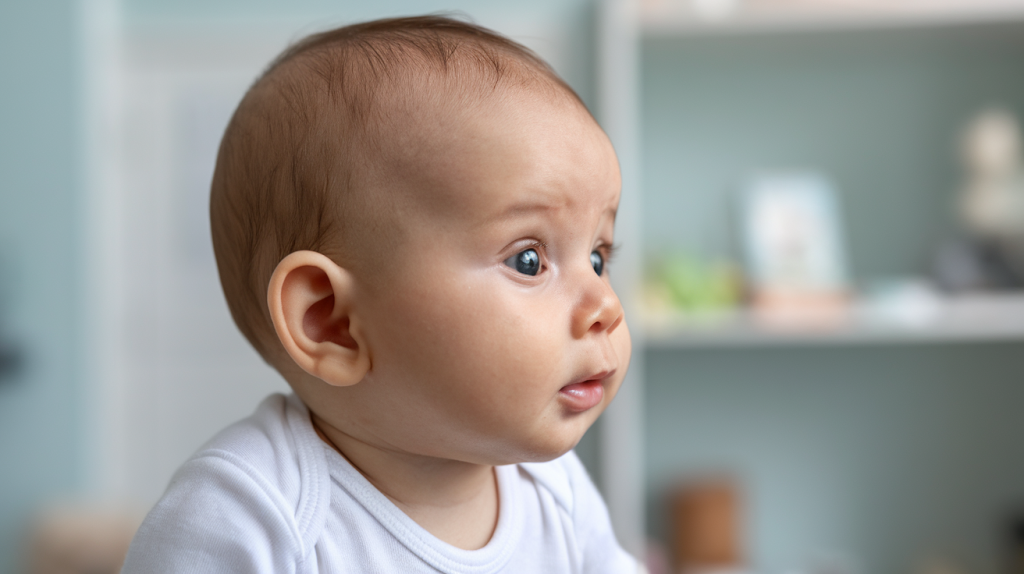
[648,253,741,313]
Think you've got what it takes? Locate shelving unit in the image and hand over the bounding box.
[595,0,1024,560]
[641,0,1024,36]
[644,293,1024,348]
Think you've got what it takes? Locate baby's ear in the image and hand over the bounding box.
[267,251,370,386]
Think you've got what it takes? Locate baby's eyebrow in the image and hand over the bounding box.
[481,198,619,225]
[604,205,619,222]
[490,200,559,222]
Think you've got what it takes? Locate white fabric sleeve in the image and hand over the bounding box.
[120,451,303,574]
[563,452,643,574]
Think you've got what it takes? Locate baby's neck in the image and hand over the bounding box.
[311,413,499,550]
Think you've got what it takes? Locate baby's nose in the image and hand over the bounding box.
[570,271,624,339]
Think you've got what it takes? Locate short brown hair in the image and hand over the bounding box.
[210,15,585,369]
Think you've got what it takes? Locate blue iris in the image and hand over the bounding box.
[506,248,540,276]
[590,251,604,276]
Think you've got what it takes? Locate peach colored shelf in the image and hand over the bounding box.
[644,293,1024,348]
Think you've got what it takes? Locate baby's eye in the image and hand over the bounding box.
[590,251,604,276]
[505,248,541,276]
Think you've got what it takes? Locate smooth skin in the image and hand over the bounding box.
[267,88,631,551]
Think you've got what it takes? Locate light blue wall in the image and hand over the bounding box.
[0,1,83,573]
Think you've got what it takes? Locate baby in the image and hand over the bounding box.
[121,15,636,573]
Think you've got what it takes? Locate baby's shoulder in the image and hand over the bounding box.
[197,394,322,490]
[121,393,331,573]
[192,392,330,531]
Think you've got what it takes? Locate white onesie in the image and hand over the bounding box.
[121,393,639,573]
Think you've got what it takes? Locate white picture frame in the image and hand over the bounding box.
[741,173,849,296]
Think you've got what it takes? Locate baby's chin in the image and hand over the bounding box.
[495,418,599,465]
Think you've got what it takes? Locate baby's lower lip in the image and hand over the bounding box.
[559,380,605,413]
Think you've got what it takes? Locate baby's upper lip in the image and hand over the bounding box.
[564,368,616,388]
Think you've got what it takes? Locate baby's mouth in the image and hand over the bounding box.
[559,370,613,413]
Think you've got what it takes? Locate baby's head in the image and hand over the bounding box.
[211,16,630,466]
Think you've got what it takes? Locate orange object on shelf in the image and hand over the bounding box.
[752,288,852,330]
[670,479,744,573]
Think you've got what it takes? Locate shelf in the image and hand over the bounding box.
[640,0,1024,37]
[643,293,1024,348]
[598,0,1024,559]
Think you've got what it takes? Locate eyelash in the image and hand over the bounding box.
[597,242,620,265]
[526,240,548,253]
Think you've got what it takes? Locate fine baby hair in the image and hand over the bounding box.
[210,15,585,372]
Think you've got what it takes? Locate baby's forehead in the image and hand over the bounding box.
[352,71,585,190]
[375,85,581,178]
[365,62,575,142]
[373,93,611,229]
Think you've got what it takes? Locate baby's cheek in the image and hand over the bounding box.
[416,276,568,393]
[500,304,564,365]
[614,315,633,363]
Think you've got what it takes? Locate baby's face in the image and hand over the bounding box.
[350,88,630,464]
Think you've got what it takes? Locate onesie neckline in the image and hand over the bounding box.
[321,440,523,574]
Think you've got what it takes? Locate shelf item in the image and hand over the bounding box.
[740,174,849,304]
[669,479,744,571]
[640,0,1024,36]
[644,292,1024,347]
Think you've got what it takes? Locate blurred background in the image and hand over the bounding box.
[5,0,1024,573]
